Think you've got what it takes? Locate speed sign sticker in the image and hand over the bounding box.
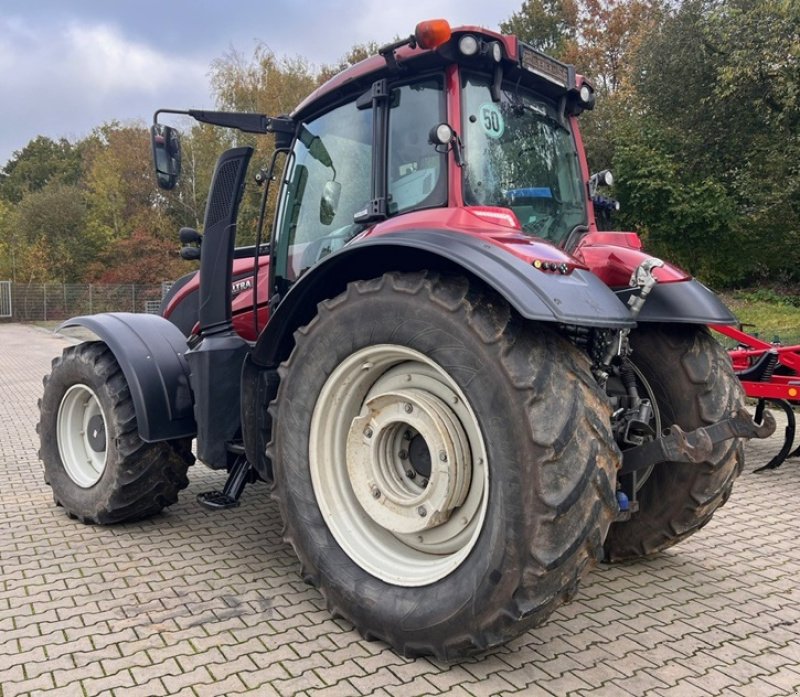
[479,103,505,139]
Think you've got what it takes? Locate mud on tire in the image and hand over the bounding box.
[38,342,194,524]
[604,324,745,561]
[270,272,620,660]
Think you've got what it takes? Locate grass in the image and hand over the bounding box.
[719,288,800,346]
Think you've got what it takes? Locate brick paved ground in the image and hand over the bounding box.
[1,323,799,697]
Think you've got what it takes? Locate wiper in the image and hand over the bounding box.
[509,100,568,132]
[526,106,569,133]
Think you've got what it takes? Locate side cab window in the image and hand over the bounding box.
[276,101,373,283]
[274,74,446,285]
[387,77,447,215]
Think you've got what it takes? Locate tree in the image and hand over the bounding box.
[13,184,96,282]
[89,228,187,284]
[84,123,164,241]
[0,199,18,280]
[625,0,800,284]
[318,42,381,83]
[0,136,84,204]
[205,45,320,244]
[578,0,664,94]
[500,0,579,60]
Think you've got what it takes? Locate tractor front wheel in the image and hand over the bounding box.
[604,324,745,561]
[271,272,619,659]
[38,342,194,524]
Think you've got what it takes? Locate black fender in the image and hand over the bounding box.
[58,313,196,442]
[615,280,737,325]
[160,270,199,336]
[251,229,635,367]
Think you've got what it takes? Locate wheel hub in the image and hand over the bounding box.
[87,414,107,452]
[408,433,431,480]
[347,389,471,534]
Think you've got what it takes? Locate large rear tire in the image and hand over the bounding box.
[604,324,745,561]
[270,272,619,660]
[38,342,194,524]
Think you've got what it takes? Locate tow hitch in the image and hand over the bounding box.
[621,407,776,475]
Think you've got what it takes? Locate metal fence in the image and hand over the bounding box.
[0,283,166,323]
[0,281,10,318]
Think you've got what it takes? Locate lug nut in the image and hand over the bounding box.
[404,403,413,413]
[439,451,447,462]
[399,450,408,460]
[371,486,381,499]
[405,468,416,479]
[417,506,427,517]
[364,427,373,438]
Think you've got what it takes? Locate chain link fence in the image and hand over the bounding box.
[0,283,170,323]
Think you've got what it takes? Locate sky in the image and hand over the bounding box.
[0,0,523,168]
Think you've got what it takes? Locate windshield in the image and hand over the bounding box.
[461,72,587,245]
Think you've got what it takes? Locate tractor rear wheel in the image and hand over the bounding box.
[270,272,619,659]
[38,342,194,524]
[604,324,745,561]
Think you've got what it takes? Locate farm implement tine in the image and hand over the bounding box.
[621,407,776,475]
[753,398,797,472]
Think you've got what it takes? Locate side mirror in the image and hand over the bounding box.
[589,169,613,196]
[320,180,342,225]
[151,124,182,190]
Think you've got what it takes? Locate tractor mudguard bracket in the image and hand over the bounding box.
[621,407,776,474]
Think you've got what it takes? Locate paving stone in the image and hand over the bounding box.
[2,322,800,697]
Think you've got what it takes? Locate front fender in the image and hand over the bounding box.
[252,230,635,367]
[58,313,196,442]
[615,280,737,325]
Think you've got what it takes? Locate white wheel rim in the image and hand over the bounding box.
[309,345,489,587]
[57,384,108,488]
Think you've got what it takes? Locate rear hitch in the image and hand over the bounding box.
[620,407,776,474]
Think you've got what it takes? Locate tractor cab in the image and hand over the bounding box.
[150,20,604,343]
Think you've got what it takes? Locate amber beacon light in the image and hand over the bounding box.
[414,19,451,50]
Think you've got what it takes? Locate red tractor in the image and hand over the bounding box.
[38,20,773,659]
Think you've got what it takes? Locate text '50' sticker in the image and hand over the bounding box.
[479,103,505,139]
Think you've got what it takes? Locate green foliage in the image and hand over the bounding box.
[204,44,320,244]
[2,6,797,292]
[0,136,84,204]
[500,0,579,58]
[12,184,100,282]
[732,287,800,309]
[578,0,800,286]
[720,289,800,344]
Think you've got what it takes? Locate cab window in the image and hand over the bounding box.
[276,101,372,282]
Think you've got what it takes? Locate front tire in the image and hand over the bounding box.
[604,324,745,561]
[38,342,194,524]
[271,273,619,659]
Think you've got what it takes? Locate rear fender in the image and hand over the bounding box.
[58,313,195,442]
[250,230,635,367]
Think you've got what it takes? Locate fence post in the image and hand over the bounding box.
[43,284,47,322]
[89,284,93,314]
[131,284,136,312]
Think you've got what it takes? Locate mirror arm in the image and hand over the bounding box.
[154,108,294,137]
